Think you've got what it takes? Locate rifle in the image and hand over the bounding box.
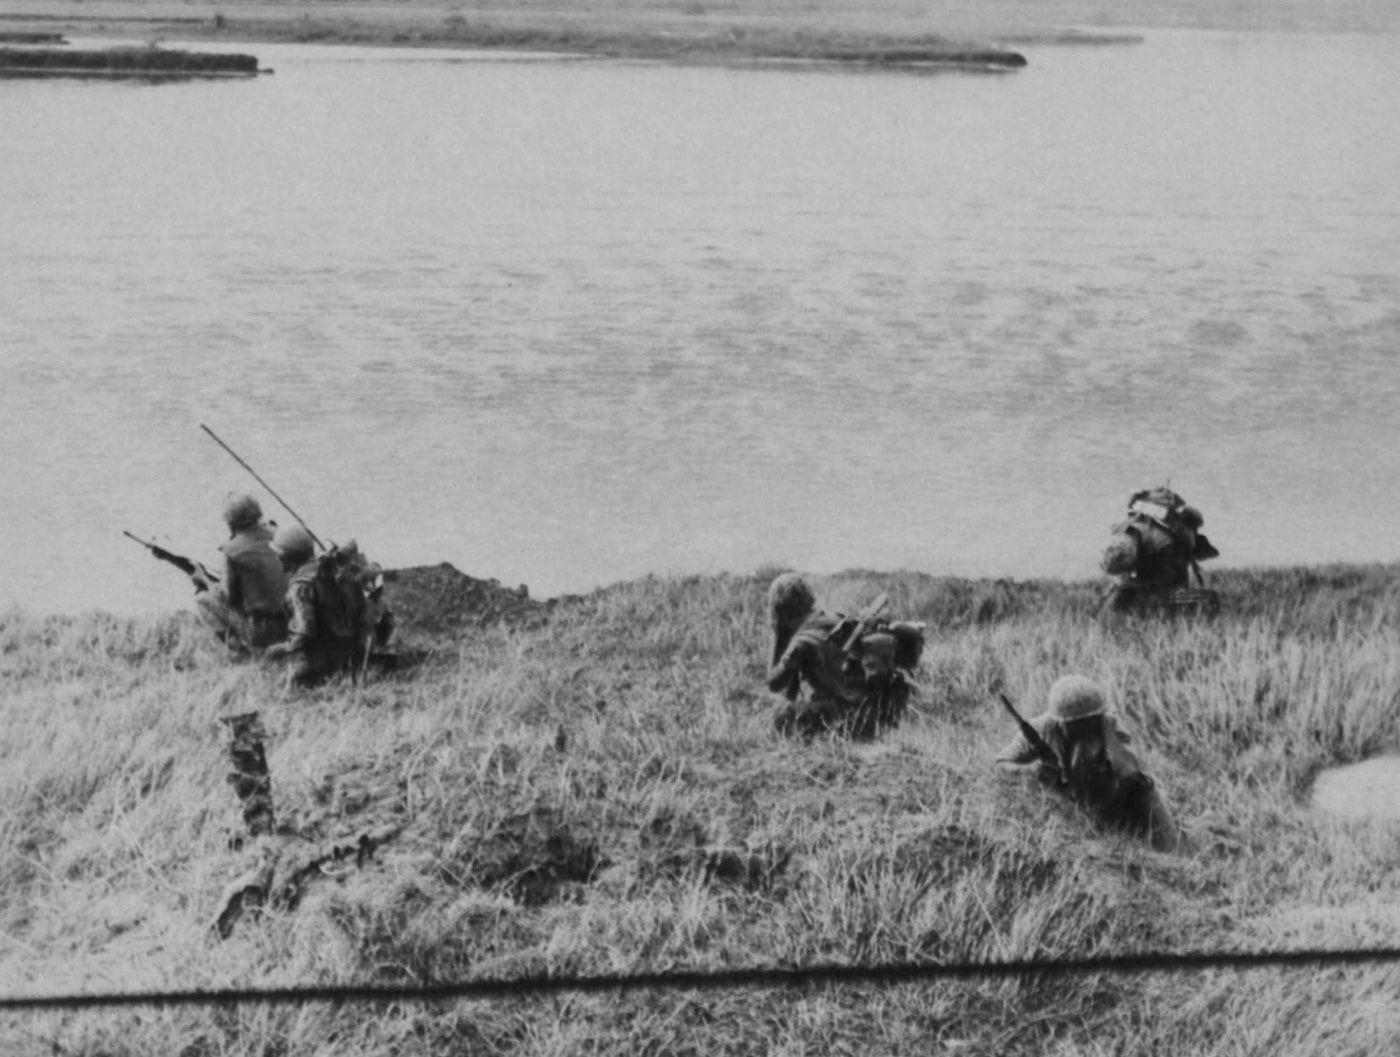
[997,691,1065,782]
[123,530,219,590]
[830,592,891,654]
[200,424,325,552]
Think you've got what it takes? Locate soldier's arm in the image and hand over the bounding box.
[994,714,1055,765]
[767,639,804,698]
[282,581,317,654]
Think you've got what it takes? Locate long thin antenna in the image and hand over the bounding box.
[200,424,324,551]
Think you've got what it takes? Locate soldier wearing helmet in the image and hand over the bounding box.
[766,574,923,740]
[195,492,288,652]
[1101,487,1220,616]
[264,525,395,688]
[263,524,342,688]
[995,675,1185,852]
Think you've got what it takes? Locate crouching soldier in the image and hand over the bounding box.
[766,573,924,741]
[1100,486,1220,617]
[994,675,1186,852]
[264,525,395,689]
[194,492,289,652]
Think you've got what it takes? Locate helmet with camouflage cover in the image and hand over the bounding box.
[223,492,263,532]
[271,523,315,565]
[1044,674,1109,723]
[994,675,1112,766]
[767,573,815,628]
[857,631,898,680]
[1101,533,1139,575]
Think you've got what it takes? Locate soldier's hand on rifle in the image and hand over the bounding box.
[189,567,213,594]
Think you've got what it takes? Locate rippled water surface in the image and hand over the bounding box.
[3,30,1398,614]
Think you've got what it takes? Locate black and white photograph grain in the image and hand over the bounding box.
[3,0,1400,1053]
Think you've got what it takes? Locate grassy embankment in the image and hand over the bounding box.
[4,562,1400,1054]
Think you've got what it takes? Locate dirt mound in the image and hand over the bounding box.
[382,563,554,642]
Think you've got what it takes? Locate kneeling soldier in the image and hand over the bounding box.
[994,675,1185,852]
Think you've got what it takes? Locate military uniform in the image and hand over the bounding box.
[995,675,1184,852]
[279,558,355,688]
[266,526,394,688]
[196,495,289,652]
[766,574,922,740]
[769,607,869,738]
[1101,488,1219,615]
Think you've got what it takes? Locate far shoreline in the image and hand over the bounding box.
[1,5,1048,70]
[18,0,1318,72]
[2,0,1395,65]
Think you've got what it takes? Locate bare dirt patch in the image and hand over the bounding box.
[383,562,554,644]
[1312,756,1400,822]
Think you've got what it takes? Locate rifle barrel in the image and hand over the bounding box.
[200,424,324,551]
[123,530,220,583]
[838,591,891,653]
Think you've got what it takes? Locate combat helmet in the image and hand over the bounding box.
[1044,675,1109,723]
[1100,533,1139,576]
[856,631,898,680]
[223,492,263,532]
[271,523,315,565]
[768,573,815,627]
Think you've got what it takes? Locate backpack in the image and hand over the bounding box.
[311,542,385,658]
[1119,488,1219,563]
[868,619,927,671]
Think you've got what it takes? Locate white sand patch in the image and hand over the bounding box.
[1312,756,1400,821]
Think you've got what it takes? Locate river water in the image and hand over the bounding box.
[2,29,1398,615]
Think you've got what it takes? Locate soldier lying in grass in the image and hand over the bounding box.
[765,573,924,740]
[995,674,1186,852]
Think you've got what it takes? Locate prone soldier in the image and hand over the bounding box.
[994,675,1185,852]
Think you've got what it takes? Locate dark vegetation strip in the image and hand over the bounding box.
[0,46,258,73]
[6,947,1400,1010]
[0,11,1028,67]
[0,30,65,42]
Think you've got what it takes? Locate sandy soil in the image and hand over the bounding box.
[1312,756,1400,821]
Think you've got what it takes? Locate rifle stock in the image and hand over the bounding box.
[833,592,891,653]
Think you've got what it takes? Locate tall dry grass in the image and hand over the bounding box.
[3,564,1400,1054]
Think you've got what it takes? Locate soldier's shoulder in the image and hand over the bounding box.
[222,529,276,560]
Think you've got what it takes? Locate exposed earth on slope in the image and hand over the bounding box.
[382,562,556,644]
